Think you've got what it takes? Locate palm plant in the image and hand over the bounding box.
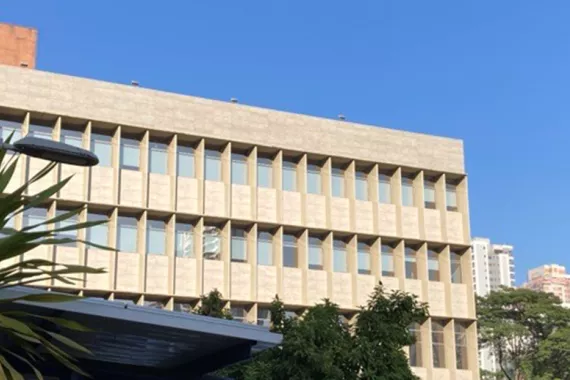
[0,132,109,379]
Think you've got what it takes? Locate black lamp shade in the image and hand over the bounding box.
[13,137,99,167]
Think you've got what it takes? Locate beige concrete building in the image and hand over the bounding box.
[525,264,570,308]
[0,63,478,380]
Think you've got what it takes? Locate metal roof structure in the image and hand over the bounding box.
[0,286,281,379]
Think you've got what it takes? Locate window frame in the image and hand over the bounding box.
[149,141,168,175]
[307,163,322,195]
[120,137,141,171]
[405,246,418,279]
[427,248,441,281]
[333,239,348,273]
[205,149,222,181]
[175,222,194,258]
[381,244,395,277]
[282,159,297,191]
[257,156,273,188]
[308,236,324,270]
[282,234,298,268]
[355,170,368,201]
[230,227,248,262]
[432,320,446,368]
[424,178,437,209]
[231,152,249,185]
[257,231,274,266]
[402,176,415,207]
[357,241,371,275]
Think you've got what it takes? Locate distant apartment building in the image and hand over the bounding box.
[471,238,515,374]
[524,264,570,307]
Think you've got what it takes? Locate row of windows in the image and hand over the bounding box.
[0,119,460,210]
[409,320,469,370]
[8,207,463,283]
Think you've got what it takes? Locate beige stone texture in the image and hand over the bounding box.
[148,173,173,211]
[4,155,23,193]
[230,262,252,301]
[53,246,82,288]
[89,166,116,204]
[446,211,465,243]
[330,198,350,231]
[115,252,140,292]
[404,279,423,301]
[455,370,474,380]
[27,158,54,196]
[356,274,376,306]
[59,165,85,201]
[204,180,227,217]
[23,246,51,286]
[174,257,197,296]
[423,209,442,241]
[281,267,303,305]
[257,265,278,302]
[306,269,328,305]
[281,191,302,225]
[85,249,113,290]
[203,259,225,294]
[401,206,420,239]
[377,204,398,236]
[305,194,326,228]
[411,367,428,380]
[451,283,469,318]
[427,281,447,317]
[354,200,374,234]
[432,369,450,380]
[231,184,252,220]
[331,272,352,308]
[145,254,169,294]
[257,187,277,222]
[120,169,144,207]
[381,276,400,293]
[176,177,200,214]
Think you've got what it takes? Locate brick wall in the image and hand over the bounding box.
[0,23,37,68]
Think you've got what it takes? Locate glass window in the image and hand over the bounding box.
[331,168,345,198]
[358,242,371,275]
[405,246,417,279]
[355,171,368,201]
[146,219,166,255]
[307,164,321,194]
[428,249,440,281]
[55,209,78,247]
[1,214,15,238]
[402,177,414,206]
[378,173,392,204]
[60,129,83,148]
[149,142,168,174]
[282,160,297,191]
[455,322,468,370]
[308,236,323,270]
[120,138,140,170]
[451,251,462,284]
[0,119,22,142]
[177,145,195,177]
[409,322,422,367]
[203,225,222,260]
[231,228,247,262]
[28,123,52,140]
[424,179,436,209]
[173,302,194,313]
[231,153,248,185]
[230,306,247,323]
[381,244,395,277]
[432,320,446,368]
[446,183,458,212]
[91,133,112,167]
[257,308,271,328]
[23,208,47,233]
[86,213,109,248]
[205,149,222,181]
[257,157,273,188]
[333,239,347,273]
[257,231,273,266]
[143,300,165,309]
[283,234,297,268]
[117,216,138,253]
[175,222,194,258]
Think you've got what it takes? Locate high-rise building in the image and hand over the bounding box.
[0,23,479,380]
[471,237,515,373]
[524,264,570,307]
[0,23,37,69]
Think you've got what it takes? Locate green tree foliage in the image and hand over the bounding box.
[0,137,109,379]
[194,288,233,320]
[477,287,570,380]
[534,327,570,380]
[220,283,428,380]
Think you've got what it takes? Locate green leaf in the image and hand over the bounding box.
[45,331,92,355]
[0,354,24,380]
[3,312,92,332]
[0,159,18,193]
[0,314,39,337]
[0,348,43,380]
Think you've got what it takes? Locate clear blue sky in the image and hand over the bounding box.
[2,1,569,284]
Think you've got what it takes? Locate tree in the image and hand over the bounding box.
[221,283,428,380]
[477,287,570,380]
[194,289,233,320]
[534,327,570,380]
[0,138,109,379]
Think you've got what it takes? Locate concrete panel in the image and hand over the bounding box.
[281,191,302,225]
[257,187,277,223]
[203,259,225,294]
[354,200,374,234]
[377,204,398,236]
[85,249,113,290]
[427,281,447,317]
[404,279,423,301]
[381,276,400,294]
[455,370,474,380]
[176,177,199,214]
[120,169,144,207]
[28,157,54,196]
[305,194,326,228]
[330,198,350,231]
[231,262,252,301]
[54,246,82,288]
[401,206,420,239]
[174,257,197,296]
[204,181,227,217]
[59,165,85,201]
[331,272,353,308]
[432,369,451,380]
[4,156,23,193]
[90,166,116,204]
[257,265,278,302]
[282,267,302,305]
[411,367,427,380]
[356,274,376,307]
[423,208,442,241]
[451,283,469,318]
[115,252,140,292]
[231,184,252,220]
[447,211,465,243]
[148,173,172,211]
[145,254,169,294]
[23,246,51,286]
[306,269,327,305]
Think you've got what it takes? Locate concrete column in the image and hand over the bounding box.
[415,170,426,241]
[248,146,258,220]
[370,164,380,235]
[323,231,333,299]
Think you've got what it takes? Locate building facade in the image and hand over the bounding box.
[0,33,477,380]
[525,264,570,307]
[0,23,37,69]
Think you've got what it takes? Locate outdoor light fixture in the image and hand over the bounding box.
[0,136,99,167]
